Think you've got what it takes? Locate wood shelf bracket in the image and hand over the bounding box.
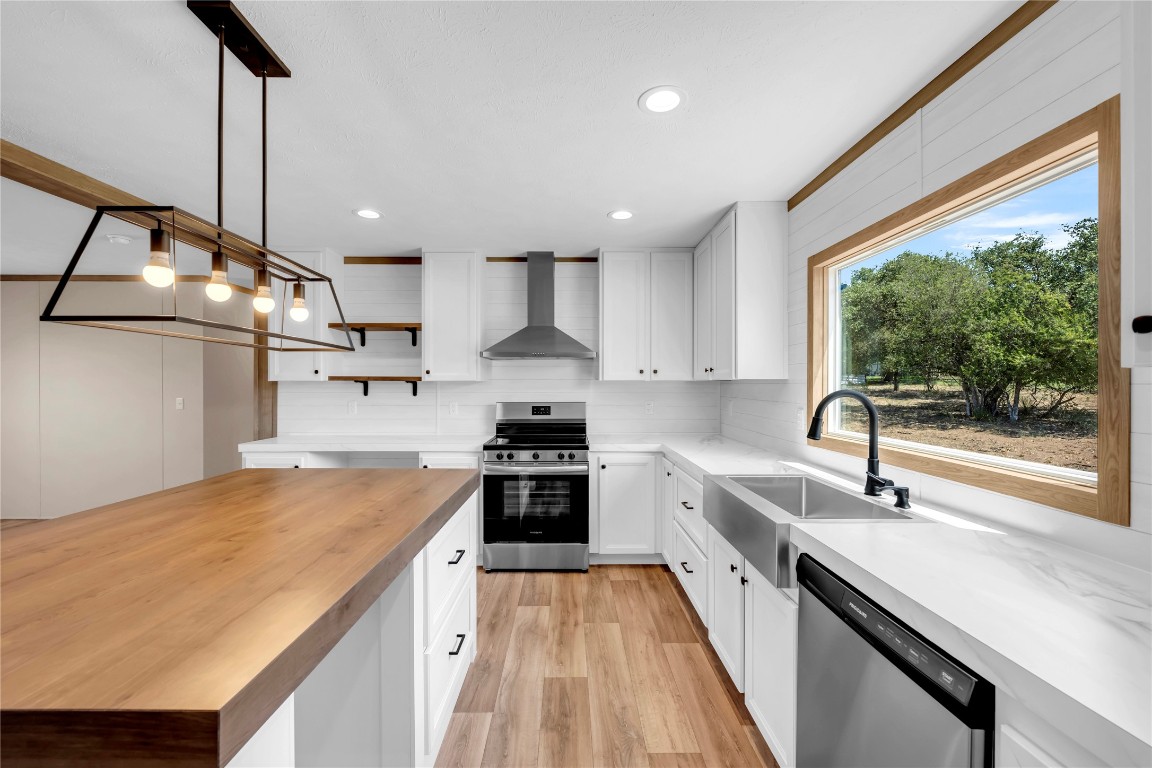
[352,379,419,397]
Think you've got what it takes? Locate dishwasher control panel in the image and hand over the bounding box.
[840,591,977,705]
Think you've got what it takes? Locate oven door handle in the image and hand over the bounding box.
[483,464,590,475]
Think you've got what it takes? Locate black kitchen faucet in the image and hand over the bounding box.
[806,389,911,509]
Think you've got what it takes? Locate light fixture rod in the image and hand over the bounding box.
[218,24,225,231]
[262,68,268,247]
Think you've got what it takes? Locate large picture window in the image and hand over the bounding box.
[807,98,1129,525]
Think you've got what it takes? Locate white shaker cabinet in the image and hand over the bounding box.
[708,530,745,690]
[744,561,798,768]
[595,453,657,555]
[422,251,482,381]
[418,453,480,470]
[268,249,342,382]
[660,458,676,565]
[692,202,788,380]
[599,249,694,381]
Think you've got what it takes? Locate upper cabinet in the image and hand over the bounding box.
[422,251,482,381]
[694,202,789,380]
[599,249,694,381]
[268,249,342,382]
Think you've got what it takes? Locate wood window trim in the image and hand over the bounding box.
[806,97,1130,525]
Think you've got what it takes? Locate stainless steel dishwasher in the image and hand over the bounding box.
[796,554,994,768]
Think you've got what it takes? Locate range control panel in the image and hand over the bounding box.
[840,591,977,705]
[531,405,552,416]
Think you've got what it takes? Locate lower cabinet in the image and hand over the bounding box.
[227,492,479,768]
[596,453,658,555]
[660,458,676,564]
[672,520,708,619]
[708,531,745,691]
[418,452,480,470]
[672,467,706,551]
[242,452,344,469]
[743,561,798,768]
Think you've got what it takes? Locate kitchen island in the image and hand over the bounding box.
[1,467,480,767]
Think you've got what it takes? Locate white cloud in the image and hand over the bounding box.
[965,211,1086,229]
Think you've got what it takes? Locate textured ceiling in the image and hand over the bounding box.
[1,1,1016,272]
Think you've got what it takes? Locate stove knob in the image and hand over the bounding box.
[532,452,540,460]
[568,452,576,460]
[496,452,504,460]
[558,452,565,460]
[507,452,515,460]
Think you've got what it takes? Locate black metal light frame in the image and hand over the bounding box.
[41,205,355,351]
[40,1,355,353]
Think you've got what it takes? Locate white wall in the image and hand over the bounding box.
[721,0,1152,540]
[1,281,204,518]
[278,260,721,436]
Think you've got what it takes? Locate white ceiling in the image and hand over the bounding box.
[1,0,1016,273]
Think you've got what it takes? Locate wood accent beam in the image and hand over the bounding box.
[344,256,422,265]
[787,0,1058,211]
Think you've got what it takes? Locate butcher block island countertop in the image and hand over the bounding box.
[0,467,480,767]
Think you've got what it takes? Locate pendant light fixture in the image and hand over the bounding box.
[40,1,354,353]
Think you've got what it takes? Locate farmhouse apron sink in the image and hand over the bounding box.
[704,473,922,588]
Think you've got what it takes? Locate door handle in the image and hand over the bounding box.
[680,561,694,574]
[448,549,466,565]
[681,501,694,510]
[449,633,466,656]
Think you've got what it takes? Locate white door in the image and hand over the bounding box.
[597,453,657,554]
[600,252,650,381]
[711,211,736,380]
[709,531,745,690]
[660,458,675,565]
[693,236,713,381]
[422,252,481,381]
[744,562,798,768]
[649,251,694,381]
[268,251,325,382]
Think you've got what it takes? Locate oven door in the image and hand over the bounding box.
[482,465,589,544]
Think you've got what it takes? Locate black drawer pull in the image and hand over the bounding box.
[449,633,466,656]
[680,561,694,574]
[740,576,748,586]
[730,563,737,572]
[680,501,694,510]
[448,549,466,565]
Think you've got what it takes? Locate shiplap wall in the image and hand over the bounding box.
[721,0,1152,540]
[278,260,720,435]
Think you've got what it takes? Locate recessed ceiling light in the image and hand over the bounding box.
[638,86,685,114]
[608,210,633,220]
[355,209,382,219]
[105,234,134,245]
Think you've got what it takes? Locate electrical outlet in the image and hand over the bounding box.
[645,401,655,415]
[449,401,459,416]
[175,397,184,411]
[348,401,358,416]
[796,407,805,430]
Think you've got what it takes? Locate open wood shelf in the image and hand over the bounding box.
[328,375,422,397]
[328,322,421,347]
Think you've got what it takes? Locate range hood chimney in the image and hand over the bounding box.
[481,252,595,360]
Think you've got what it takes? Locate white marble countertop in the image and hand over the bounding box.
[238,434,491,453]
[790,521,1152,761]
[590,433,793,482]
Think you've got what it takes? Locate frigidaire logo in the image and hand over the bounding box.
[847,601,868,620]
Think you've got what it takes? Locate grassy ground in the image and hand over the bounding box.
[840,383,1097,472]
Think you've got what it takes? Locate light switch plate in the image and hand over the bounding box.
[175,397,184,410]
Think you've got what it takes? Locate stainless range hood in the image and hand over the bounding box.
[482,252,595,360]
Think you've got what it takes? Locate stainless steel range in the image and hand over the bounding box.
[482,402,589,571]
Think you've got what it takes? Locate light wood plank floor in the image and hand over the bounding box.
[439,565,779,768]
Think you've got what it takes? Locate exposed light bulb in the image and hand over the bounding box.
[253,286,276,314]
[289,282,309,321]
[142,228,174,287]
[205,251,232,302]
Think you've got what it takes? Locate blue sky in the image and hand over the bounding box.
[840,163,1098,283]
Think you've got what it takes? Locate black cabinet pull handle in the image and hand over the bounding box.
[639,369,645,374]
[426,369,431,374]
[730,563,737,572]
[449,634,466,656]
[601,464,607,470]
[653,369,658,374]
[740,576,748,586]
[666,471,672,477]
[313,369,319,375]
[448,549,465,565]
[681,501,694,510]
[680,561,694,574]
[293,465,300,469]
[1134,316,1152,333]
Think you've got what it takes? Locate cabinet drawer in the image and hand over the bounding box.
[673,520,708,620]
[673,468,706,550]
[242,453,307,469]
[424,496,476,642]
[423,578,474,758]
